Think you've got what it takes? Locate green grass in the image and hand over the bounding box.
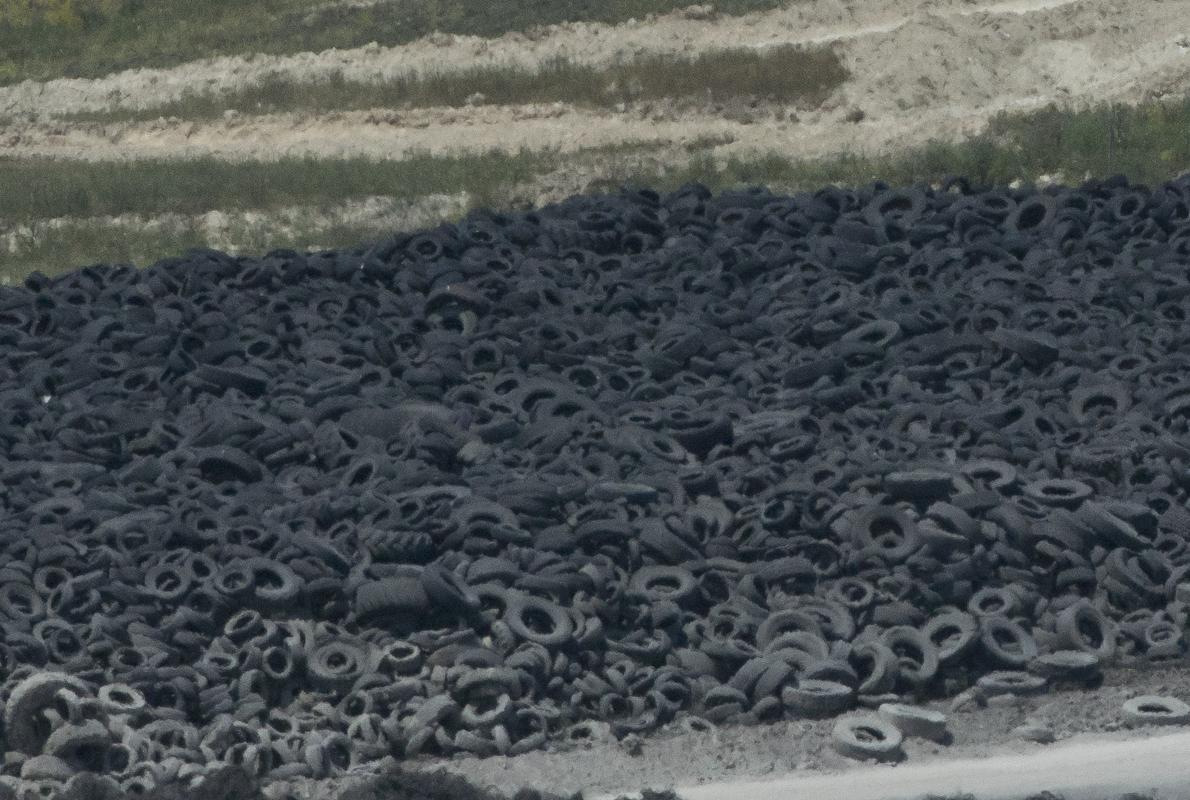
[0,0,796,87]
[3,97,1189,282]
[61,45,845,123]
[0,147,559,223]
[0,215,393,282]
[598,97,1190,196]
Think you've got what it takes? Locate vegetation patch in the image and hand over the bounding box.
[4,97,1189,282]
[60,45,845,123]
[0,147,558,222]
[604,97,1190,195]
[0,0,796,86]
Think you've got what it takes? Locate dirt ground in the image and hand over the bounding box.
[258,659,1190,800]
[3,0,1189,178]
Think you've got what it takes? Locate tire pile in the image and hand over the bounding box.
[3,174,1190,797]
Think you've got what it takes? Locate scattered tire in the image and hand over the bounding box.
[831,715,905,761]
[877,702,949,742]
[1121,695,1190,727]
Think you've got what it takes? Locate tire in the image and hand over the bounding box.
[976,670,1048,697]
[781,679,855,718]
[1055,599,1118,660]
[849,640,899,696]
[1027,650,1101,682]
[628,566,698,605]
[877,702,949,742]
[756,610,825,651]
[1121,695,1190,727]
[421,564,481,616]
[967,587,1019,618]
[308,639,369,693]
[924,610,979,668]
[880,626,939,692]
[504,593,575,648]
[850,506,922,563]
[4,672,90,755]
[831,715,904,761]
[979,615,1039,668]
[354,577,430,619]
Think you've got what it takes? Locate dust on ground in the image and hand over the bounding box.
[264,659,1190,800]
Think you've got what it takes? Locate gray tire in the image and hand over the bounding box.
[877,702,949,742]
[1121,695,1190,727]
[832,715,904,761]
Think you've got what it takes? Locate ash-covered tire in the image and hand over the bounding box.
[4,672,90,755]
[849,640,899,696]
[1027,650,1101,682]
[976,670,1048,697]
[880,626,939,691]
[308,639,370,693]
[421,563,482,616]
[924,610,979,668]
[831,715,904,761]
[1055,599,1118,660]
[503,593,575,648]
[781,679,855,718]
[1121,695,1190,727]
[43,720,110,770]
[979,615,1039,668]
[877,702,949,742]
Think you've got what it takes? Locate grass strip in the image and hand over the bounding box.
[0,147,559,222]
[0,0,794,87]
[4,97,1189,281]
[60,45,845,123]
[0,215,394,283]
[599,98,1190,195]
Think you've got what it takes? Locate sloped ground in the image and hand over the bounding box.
[272,661,1190,800]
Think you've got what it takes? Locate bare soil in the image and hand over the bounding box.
[260,659,1190,800]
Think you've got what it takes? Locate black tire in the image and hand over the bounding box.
[504,593,575,648]
[851,506,921,563]
[4,672,90,755]
[924,610,979,668]
[354,577,431,619]
[1055,599,1118,660]
[628,566,698,605]
[880,626,939,691]
[979,615,1039,668]
[756,610,825,651]
[849,640,899,696]
[421,564,481,616]
[308,639,369,693]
